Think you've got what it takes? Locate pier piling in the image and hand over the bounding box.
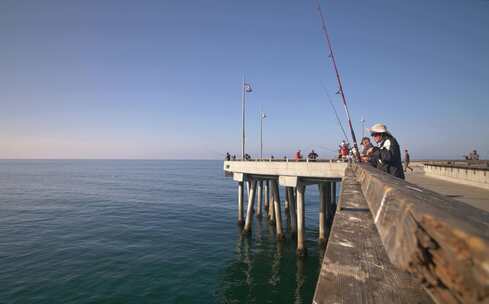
[263,180,269,211]
[272,180,285,240]
[238,181,244,226]
[284,187,290,211]
[296,184,307,256]
[268,181,276,224]
[242,178,257,235]
[256,181,263,217]
[287,187,297,235]
[319,182,331,245]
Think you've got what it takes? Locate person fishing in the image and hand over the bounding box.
[360,137,378,167]
[308,150,319,161]
[338,141,349,161]
[468,150,480,161]
[369,123,405,179]
[360,137,373,157]
[295,150,303,161]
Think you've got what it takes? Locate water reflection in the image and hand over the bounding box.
[216,217,321,304]
[294,258,305,304]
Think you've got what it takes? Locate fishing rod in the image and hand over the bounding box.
[315,0,360,159]
[322,84,349,143]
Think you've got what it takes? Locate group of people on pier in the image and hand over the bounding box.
[294,150,319,161]
[333,123,409,180]
[359,123,406,179]
[225,122,411,180]
[465,150,480,161]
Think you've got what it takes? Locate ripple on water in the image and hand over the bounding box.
[0,160,337,304]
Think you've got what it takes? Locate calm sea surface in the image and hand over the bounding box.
[0,160,335,304]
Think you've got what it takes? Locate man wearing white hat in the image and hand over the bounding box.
[369,123,405,179]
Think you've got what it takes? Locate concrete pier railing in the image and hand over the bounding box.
[424,162,489,190]
[224,160,347,179]
[353,163,489,303]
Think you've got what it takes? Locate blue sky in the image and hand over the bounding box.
[1,0,488,159]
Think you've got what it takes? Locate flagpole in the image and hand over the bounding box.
[241,76,246,160]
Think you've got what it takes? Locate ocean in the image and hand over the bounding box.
[0,160,333,304]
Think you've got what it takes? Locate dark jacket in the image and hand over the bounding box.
[366,147,380,168]
[372,134,405,179]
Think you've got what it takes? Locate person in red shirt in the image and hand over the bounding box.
[339,141,349,161]
[295,150,303,161]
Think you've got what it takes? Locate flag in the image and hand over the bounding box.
[244,83,253,93]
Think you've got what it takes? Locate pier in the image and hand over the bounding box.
[224,159,489,304]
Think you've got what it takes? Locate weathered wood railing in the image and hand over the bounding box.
[313,166,432,303]
[353,163,489,303]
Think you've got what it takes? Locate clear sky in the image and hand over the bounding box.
[1,0,488,159]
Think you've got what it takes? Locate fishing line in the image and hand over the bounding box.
[315,0,360,159]
[321,83,349,143]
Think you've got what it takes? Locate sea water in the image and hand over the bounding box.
[0,160,334,303]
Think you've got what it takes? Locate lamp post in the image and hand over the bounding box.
[241,79,253,160]
[260,112,267,160]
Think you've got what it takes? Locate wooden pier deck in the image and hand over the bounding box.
[313,166,432,303]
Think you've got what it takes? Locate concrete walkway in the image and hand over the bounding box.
[406,169,489,212]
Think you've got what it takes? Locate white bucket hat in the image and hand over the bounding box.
[369,123,390,135]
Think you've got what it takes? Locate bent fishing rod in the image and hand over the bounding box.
[315,0,360,160]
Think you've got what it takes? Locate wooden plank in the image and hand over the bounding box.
[313,167,432,304]
[354,163,489,304]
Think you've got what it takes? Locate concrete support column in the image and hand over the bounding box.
[284,187,290,211]
[296,184,307,256]
[287,187,297,235]
[272,180,285,240]
[263,180,269,211]
[256,181,263,217]
[319,182,332,245]
[268,182,276,224]
[242,177,257,235]
[238,181,244,226]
